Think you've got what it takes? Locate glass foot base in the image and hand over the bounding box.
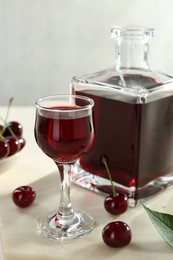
[37,211,94,241]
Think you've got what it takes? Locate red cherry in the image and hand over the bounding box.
[18,137,26,150]
[102,221,132,247]
[0,140,10,159]
[104,192,128,215]
[3,121,23,138]
[5,136,21,156]
[12,186,36,208]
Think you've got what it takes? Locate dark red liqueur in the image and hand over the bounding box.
[76,90,173,192]
[34,106,94,163]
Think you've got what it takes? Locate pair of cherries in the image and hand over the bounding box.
[101,157,132,248]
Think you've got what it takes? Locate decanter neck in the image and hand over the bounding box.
[111,26,155,70]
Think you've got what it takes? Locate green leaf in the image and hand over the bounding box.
[143,204,173,247]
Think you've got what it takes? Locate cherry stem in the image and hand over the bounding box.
[0,133,5,140]
[0,115,6,125]
[102,156,116,197]
[1,97,16,137]
[5,97,14,123]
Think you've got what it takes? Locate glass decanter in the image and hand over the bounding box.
[71,26,173,207]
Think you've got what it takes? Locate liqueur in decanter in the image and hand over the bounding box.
[71,26,173,207]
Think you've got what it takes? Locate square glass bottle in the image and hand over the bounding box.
[71,26,173,207]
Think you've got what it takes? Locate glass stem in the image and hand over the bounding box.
[55,163,77,228]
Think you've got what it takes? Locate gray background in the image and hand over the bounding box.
[1,0,173,105]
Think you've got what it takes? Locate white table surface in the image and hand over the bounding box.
[0,106,173,260]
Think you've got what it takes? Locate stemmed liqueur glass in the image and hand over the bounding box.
[34,95,94,241]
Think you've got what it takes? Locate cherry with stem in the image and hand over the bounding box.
[102,156,128,215]
[1,97,14,135]
[0,97,25,159]
[0,97,17,139]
